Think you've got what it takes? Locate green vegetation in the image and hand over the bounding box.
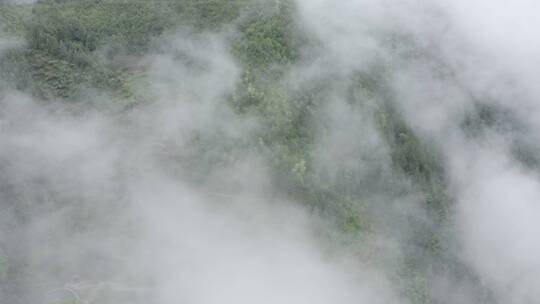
[0,4,32,36]
[0,1,496,303]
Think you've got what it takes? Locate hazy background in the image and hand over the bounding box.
[1,1,539,303]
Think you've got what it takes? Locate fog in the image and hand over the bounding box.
[1,1,540,304]
[293,0,540,302]
[0,30,400,303]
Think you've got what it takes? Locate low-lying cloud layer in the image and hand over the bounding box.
[298,0,540,303]
[0,29,401,304]
[1,1,539,304]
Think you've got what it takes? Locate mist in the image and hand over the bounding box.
[1,1,539,304]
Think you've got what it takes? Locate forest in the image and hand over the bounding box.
[1,1,539,304]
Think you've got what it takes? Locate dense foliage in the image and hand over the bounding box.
[0,1,502,304]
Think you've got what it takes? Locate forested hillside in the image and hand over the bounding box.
[1,1,539,304]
